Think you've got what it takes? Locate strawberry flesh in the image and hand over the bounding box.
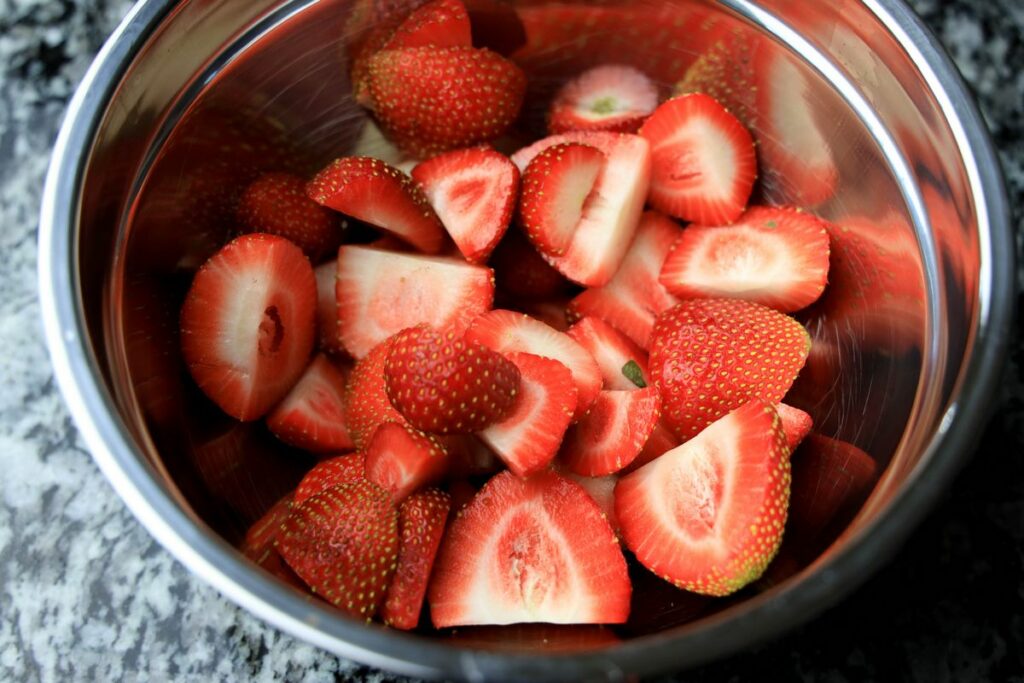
[365,422,451,501]
[266,354,354,453]
[548,65,660,135]
[567,317,650,391]
[560,388,662,477]
[314,260,344,354]
[776,403,813,454]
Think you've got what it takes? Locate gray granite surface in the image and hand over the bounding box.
[0,0,1022,681]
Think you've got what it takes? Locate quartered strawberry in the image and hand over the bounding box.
[365,422,451,501]
[385,0,472,51]
[559,470,619,534]
[648,298,811,441]
[428,470,630,626]
[447,478,480,512]
[335,245,494,358]
[548,65,660,135]
[519,143,605,257]
[489,229,571,300]
[381,488,452,629]
[294,453,367,504]
[639,93,756,225]
[560,388,662,477]
[616,400,791,596]
[180,234,317,421]
[629,421,679,471]
[567,210,681,348]
[366,46,526,158]
[276,479,399,617]
[509,299,572,333]
[344,336,410,449]
[241,494,306,589]
[237,172,343,262]
[776,403,813,454]
[567,317,649,391]
[478,352,577,477]
[467,309,601,420]
[412,147,519,263]
[266,354,354,453]
[444,434,504,478]
[659,206,831,313]
[314,260,344,354]
[307,157,445,254]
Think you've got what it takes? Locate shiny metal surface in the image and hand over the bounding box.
[39,0,1014,679]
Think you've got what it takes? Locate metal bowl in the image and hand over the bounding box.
[38,0,1014,679]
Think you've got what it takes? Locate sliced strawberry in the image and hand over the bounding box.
[659,206,831,313]
[351,20,404,108]
[307,157,445,254]
[428,470,630,626]
[508,299,572,333]
[344,336,410,449]
[559,471,619,534]
[277,479,399,617]
[266,354,354,453]
[335,245,494,358]
[240,494,305,589]
[567,317,649,391]
[616,399,790,596]
[412,147,519,263]
[366,46,526,158]
[237,172,342,262]
[381,488,452,629]
[628,421,679,471]
[365,422,451,501]
[489,229,571,300]
[467,310,601,420]
[548,65,660,135]
[180,234,317,421]
[639,93,756,225]
[443,434,504,478]
[294,453,367,505]
[511,132,651,286]
[560,388,661,477]
[649,298,811,441]
[447,478,479,512]
[313,260,344,354]
[776,403,813,454]
[464,0,527,55]
[384,0,472,51]
[478,352,577,477]
[566,210,681,348]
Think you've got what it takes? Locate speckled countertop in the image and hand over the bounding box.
[1,0,1022,680]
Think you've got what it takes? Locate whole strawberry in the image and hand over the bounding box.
[345,337,410,449]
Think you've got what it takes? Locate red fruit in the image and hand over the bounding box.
[463,0,527,55]
[237,172,342,261]
[428,470,630,626]
[649,298,811,441]
[776,403,813,454]
[412,147,519,263]
[351,20,404,108]
[559,471,619,534]
[447,479,479,512]
[478,352,577,477]
[548,65,660,135]
[509,299,572,333]
[180,234,317,421]
[628,421,679,471]
[616,400,790,596]
[266,354,354,453]
[444,434,504,478]
[344,337,410,449]
[659,206,831,313]
[489,229,571,300]
[366,46,527,158]
[639,93,756,225]
[560,388,662,477]
[276,479,399,617]
[294,453,367,505]
[385,0,472,51]
[240,495,306,589]
[381,488,452,629]
[307,157,445,254]
[467,310,601,420]
[365,422,451,501]
[335,245,494,359]
[314,260,343,354]
[567,317,649,391]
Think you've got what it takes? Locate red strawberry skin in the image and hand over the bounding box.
[266,354,354,453]
[344,337,410,449]
[240,494,306,589]
[294,453,367,505]
[385,0,472,51]
[365,422,451,501]
[560,388,662,477]
[489,229,571,301]
[237,172,342,262]
[776,403,813,454]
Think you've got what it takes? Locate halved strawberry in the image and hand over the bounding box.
[467,309,601,420]
[777,403,813,454]
[560,388,661,477]
[294,453,367,504]
[307,157,445,254]
[237,172,343,262]
[639,93,756,225]
[478,352,577,477]
[489,229,571,300]
[335,245,494,359]
[381,488,452,629]
[567,317,649,391]
[344,336,410,449]
[180,234,317,421]
[277,479,399,617]
[548,65,660,135]
[659,206,831,313]
[412,147,519,263]
[628,421,679,471]
[559,470,619,534]
[314,260,344,354]
[649,298,811,441]
[443,434,504,478]
[616,400,790,596]
[240,494,306,589]
[447,478,479,512]
[266,354,354,453]
[428,470,630,626]
[508,299,572,333]
[384,0,472,51]
[567,210,681,348]
[365,422,451,501]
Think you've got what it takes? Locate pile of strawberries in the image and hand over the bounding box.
[181,0,878,631]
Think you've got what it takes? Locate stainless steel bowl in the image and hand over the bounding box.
[38,0,1014,679]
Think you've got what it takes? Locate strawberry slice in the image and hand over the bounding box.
[384,0,472,51]
[365,422,451,501]
[344,336,410,449]
[560,388,662,477]
[240,494,306,589]
[313,260,344,354]
[548,65,660,135]
[447,478,479,512]
[511,132,651,286]
[411,147,519,263]
[567,210,681,348]
[381,488,452,630]
[294,453,366,504]
[335,245,494,359]
[266,354,354,453]
[307,157,445,254]
[616,399,790,596]
[628,421,679,471]
[180,234,317,421]
[428,470,630,626]
[443,434,504,478]
[559,471,619,534]
[659,206,831,313]
[776,403,813,454]
[237,172,343,262]
[649,298,811,441]
[639,93,756,225]
[508,299,572,333]
[567,317,649,391]
[478,352,577,477]
[489,229,571,301]
[276,479,399,617]
[467,309,601,420]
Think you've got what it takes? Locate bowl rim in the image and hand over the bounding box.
[38,0,1015,680]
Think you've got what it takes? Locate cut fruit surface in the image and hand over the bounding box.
[567,317,650,391]
[294,453,366,505]
[365,422,451,502]
[314,260,343,354]
[560,471,620,535]
[266,354,354,453]
[548,64,660,135]
[560,388,662,477]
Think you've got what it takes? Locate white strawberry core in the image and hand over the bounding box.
[684,227,791,296]
[663,117,738,200]
[565,65,659,121]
